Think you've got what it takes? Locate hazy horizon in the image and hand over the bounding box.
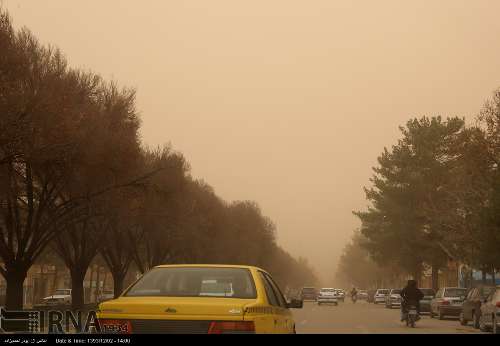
[6,0,500,284]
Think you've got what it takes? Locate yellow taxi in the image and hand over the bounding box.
[97,264,303,334]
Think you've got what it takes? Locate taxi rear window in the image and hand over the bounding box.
[444,288,467,297]
[125,267,257,299]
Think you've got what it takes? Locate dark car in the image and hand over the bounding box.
[430,287,468,319]
[301,287,318,301]
[419,288,436,314]
[460,286,495,329]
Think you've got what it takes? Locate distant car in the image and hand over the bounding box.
[317,288,339,306]
[335,289,345,302]
[374,289,390,304]
[460,286,495,329]
[301,287,318,301]
[358,290,368,300]
[367,290,377,303]
[419,288,436,314]
[479,286,500,334]
[42,288,72,306]
[98,289,115,303]
[430,287,468,320]
[385,289,402,309]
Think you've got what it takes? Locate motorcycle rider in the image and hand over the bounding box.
[351,287,358,302]
[400,279,424,322]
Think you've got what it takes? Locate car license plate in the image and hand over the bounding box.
[409,309,417,315]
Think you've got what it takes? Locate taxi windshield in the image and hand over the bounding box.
[125,267,257,299]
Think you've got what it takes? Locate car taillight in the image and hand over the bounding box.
[496,301,500,308]
[98,319,132,334]
[208,321,255,334]
[440,300,450,305]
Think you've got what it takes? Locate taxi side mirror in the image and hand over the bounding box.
[287,298,303,309]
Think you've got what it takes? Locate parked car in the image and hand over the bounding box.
[479,286,500,334]
[419,288,436,314]
[97,264,303,334]
[430,287,468,320]
[317,288,338,306]
[301,287,317,301]
[385,289,402,309]
[374,289,390,304]
[98,289,115,303]
[367,290,377,303]
[460,286,495,328]
[358,290,368,300]
[42,288,72,306]
[335,289,345,302]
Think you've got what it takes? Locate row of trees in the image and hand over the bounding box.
[335,231,406,289]
[0,9,317,310]
[339,90,500,290]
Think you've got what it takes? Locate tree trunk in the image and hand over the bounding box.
[102,272,108,292]
[431,264,439,291]
[70,268,86,311]
[4,266,29,310]
[412,266,422,286]
[94,266,101,303]
[112,271,126,299]
[87,266,95,303]
[481,269,487,284]
[469,268,473,289]
[40,264,46,300]
[52,265,59,292]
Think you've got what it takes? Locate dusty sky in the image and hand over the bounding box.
[5,0,500,283]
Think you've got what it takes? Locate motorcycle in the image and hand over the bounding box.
[403,305,419,328]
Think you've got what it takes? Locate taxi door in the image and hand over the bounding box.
[264,273,295,333]
[258,271,292,333]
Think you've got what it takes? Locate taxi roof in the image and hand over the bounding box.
[154,264,266,272]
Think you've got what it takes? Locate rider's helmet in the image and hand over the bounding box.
[407,279,417,288]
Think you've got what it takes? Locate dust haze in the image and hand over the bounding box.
[7,0,500,284]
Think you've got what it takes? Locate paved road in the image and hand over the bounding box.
[293,300,484,334]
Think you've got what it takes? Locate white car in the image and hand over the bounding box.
[479,286,500,334]
[374,289,390,304]
[385,289,402,308]
[42,289,72,305]
[335,289,345,302]
[317,288,339,305]
[358,290,368,300]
